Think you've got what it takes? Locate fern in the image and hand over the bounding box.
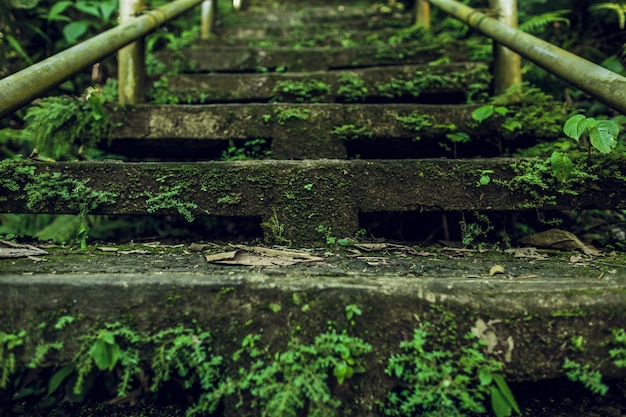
[519,10,571,34]
[590,2,626,29]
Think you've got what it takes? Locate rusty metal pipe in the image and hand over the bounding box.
[429,0,626,114]
[0,0,204,119]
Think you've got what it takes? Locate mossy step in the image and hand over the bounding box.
[165,62,490,104]
[2,158,625,243]
[108,103,556,160]
[1,261,626,409]
[170,41,470,72]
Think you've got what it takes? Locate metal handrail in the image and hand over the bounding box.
[0,0,208,119]
[418,0,626,114]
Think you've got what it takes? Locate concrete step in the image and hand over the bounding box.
[1,248,626,414]
[169,41,470,72]
[107,102,556,160]
[1,158,624,243]
[163,62,490,104]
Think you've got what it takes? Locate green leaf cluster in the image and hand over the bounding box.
[562,358,609,396]
[271,79,332,103]
[563,114,620,154]
[385,323,519,417]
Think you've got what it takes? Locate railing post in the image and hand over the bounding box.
[489,0,522,94]
[414,0,431,28]
[201,0,217,40]
[118,0,146,104]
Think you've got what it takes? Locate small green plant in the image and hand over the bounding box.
[562,358,609,396]
[146,178,197,223]
[337,73,368,102]
[151,326,224,417]
[262,208,291,246]
[0,86,114,160]
[0,330,26,389]
[563,114,620,157]
[270,79,332,103]
[460,212,494,247]
[233,329,372,416]
[221,138,271,161]
[331,124,373,141]
[395,111,433,140]
[217,193,242,205]
[73,322,141,397]
[385,323,519,417]
[610,328,626,368]
[476,169,494,187]
[316,224,337,245]
[274,106,311,125]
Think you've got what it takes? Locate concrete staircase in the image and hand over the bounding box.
[1,1,626,416]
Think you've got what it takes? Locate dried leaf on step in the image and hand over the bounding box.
[518,229,600,256]
[206,246,323,266]
[489,264,505,276]
[0,240,48,258]
[504,247,548,260]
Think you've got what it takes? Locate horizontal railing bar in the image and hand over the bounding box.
[428,0,626,114]
[0,0,204,120]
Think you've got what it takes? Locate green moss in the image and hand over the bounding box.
[270,79,332,103]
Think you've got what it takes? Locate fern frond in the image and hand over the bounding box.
[590,2,626,29]
[520,9,571,34]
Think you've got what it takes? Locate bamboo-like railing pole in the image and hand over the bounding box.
[489,0,522,94]
[201,0,217,39]
[0,0,204,120]
[414,0,431,28]
[428,0,626,114]
[118,0,147,104]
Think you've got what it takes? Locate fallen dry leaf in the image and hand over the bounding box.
[504,247,548,260]
[489,264,505,276]
[0,240,47,259]
[518,229,600,256]
[206,246,323,266]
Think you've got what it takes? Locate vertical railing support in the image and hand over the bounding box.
[489,0,522,94]
[201,0,217,40]
[414,0,431,28]
[118,0,146,104]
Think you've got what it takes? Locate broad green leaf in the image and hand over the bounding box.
[596,119,620,138]
[472,105,494,123]
[89,338,120,371]
[490,386,512,417]
[479,367,493,386]
[5,35,33,64]
[47,365,75,397]
[99,1,119,21]
[446,132,470,143]
[63,21,90,43]
[563,114,588,140]
[549,151,574,182]
[590,126,617,153]
[493,373,521,414]
[502,119,522,131]
[494,106,509,116]
[47,1,73,21]
[75,1,102,18]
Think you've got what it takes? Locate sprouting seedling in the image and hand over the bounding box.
[563,114,620,160]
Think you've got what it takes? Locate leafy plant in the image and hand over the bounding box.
[151,326,224,417]
[270,79,332,103]
[396,111,433,141]
[563,114,620,157]
[337,73,368,103]
[610,328,626,368]
[274,106,311,125]
[331,124,373,141]
[385,323,519,417]
[145,184,198,223]
[73,322,141,397]
[0,330,26,389]
[562,358,609,396]
[221,138,271,161]
[233,330,372,417]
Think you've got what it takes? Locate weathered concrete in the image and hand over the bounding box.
[165,62,489,103]
[108,103,543,159]
[2,158,626,242]
[170,41,469,72]
[2,247,626,385]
